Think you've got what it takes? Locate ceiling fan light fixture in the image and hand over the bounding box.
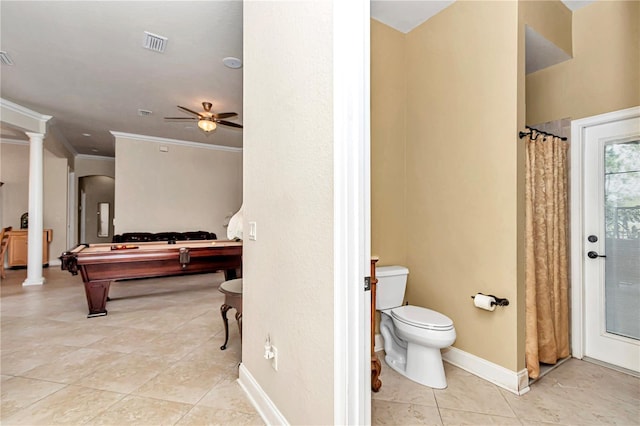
[198,119,217,132]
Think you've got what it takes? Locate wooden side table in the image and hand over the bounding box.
[7,229,52,268]
[371,256,382,392]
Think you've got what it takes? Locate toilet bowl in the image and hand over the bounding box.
[376,266,456,389]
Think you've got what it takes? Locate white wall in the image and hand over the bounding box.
[113,134,242,238]
[43,149,68,259]
[0,140,68,265]
[0,141,29,233]
[243,2,334,424]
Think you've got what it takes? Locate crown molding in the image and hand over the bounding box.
[0,138,29,146]
[110,131,243,153]
[75,154,115,161]
[0,98,52,122]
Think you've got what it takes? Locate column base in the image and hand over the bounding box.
[23,277,46,286]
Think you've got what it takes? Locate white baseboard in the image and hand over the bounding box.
[238,363,289,425]
[442,346,530,395]
[1,259,60,271]
[374,333,384,352]
[376,334,528,394]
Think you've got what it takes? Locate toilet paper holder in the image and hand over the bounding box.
[471,293,509,307]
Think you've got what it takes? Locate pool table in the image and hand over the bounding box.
[60,240,242,317]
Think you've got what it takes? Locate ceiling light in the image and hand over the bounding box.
[82,133,92,137]
[198,119,217,132]
[223,57,242,69]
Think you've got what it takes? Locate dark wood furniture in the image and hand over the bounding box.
[371,256,382,392]
[60,240,242,317]
[219,278,243,350]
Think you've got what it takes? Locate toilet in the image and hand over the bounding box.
[376,265,456,389]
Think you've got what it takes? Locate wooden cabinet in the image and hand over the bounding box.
[7,229,52,267]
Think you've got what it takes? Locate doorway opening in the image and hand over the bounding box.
[78,175,114,244]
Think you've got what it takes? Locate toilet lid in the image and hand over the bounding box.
[391,305,454,331]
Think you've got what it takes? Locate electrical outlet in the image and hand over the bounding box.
[271,345,278,371]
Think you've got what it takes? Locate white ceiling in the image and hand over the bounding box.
[1,1,596,157]
[371,0,597,34]
[1,1,243,157]
[371,1,455,34]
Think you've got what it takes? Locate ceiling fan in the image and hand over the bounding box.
[164,101,243,132]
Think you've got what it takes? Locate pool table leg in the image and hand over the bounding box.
[84,280,110,318]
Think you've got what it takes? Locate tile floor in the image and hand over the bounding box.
[1,267,639,425]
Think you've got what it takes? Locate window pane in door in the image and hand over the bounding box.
[604,140,640,340]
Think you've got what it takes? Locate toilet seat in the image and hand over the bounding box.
[391,305,454,331]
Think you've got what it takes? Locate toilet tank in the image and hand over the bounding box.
[375,265,409,310]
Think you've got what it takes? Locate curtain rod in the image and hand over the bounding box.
[519,126,567,141]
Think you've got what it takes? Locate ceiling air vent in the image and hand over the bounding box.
[138,109,153,117]
[0,51,14,65]
[142,31,168,53]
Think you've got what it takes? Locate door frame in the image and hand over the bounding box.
[570,106,640,359]
[67,169,76,248]
[333,0,371,423]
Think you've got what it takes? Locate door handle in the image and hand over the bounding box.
[587,251,606,259]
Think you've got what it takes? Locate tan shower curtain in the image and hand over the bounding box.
[525,130,570,379]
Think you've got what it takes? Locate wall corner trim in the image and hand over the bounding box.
[238,363,289,425]
[442,347,530,395]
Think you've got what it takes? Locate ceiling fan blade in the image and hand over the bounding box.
[177,105,204,118]
[164,117,197,120]
[213,112,238,119]
[216,120,243,129]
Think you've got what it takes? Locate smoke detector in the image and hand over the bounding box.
[223,57,242,69]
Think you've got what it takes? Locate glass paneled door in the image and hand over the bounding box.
[603,142,640,341]
[583,115,640,373]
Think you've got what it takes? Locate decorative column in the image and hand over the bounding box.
[23,132,45,286]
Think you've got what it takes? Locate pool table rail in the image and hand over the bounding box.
[60,240,242,317]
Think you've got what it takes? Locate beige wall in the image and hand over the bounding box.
[243,1,334,423]
[0,140,68,265]
[0,142,29,235]
[520,0,572,56]
[371,0,638,374]
[371,19,407,267]
[372,1,523,372]
[45,126,75,168]
[79,175,115,244]
[406,1,521,371]
[75,156,115,178]
[43,149,68,259]
[526,0,640,124]
[114,135,242,239]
